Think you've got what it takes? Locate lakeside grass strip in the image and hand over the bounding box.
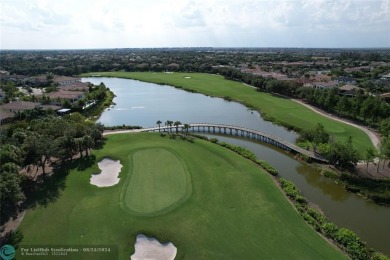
[200,135,388,259]
[81,71,374,152]
[17,133,346,259]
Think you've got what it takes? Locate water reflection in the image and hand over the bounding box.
[295,164,349,202]
[82,77,297,143]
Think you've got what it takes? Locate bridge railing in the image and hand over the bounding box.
[142,123,328,162]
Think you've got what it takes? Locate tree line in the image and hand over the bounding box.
[214,66,390,129]
[0,113,104,225]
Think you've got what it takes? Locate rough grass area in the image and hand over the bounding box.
[17,133,346,259]
[82,71,373,152]
[123,148,192,215]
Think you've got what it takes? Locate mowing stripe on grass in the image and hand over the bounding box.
[122,148,192,216]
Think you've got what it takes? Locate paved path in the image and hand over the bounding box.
[291,99,381,149]
[242,82,380,149]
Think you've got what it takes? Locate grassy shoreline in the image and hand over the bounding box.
[81,72,374,152]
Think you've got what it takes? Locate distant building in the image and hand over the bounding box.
[380,92,390,103]
[338,85,363,96]
[0,101,40,112]
[335,76,356,85]
[381,73,390,80]
[0,102,61,124]
[304,81,338,89]
[61,81,89,92]
[0,109,15,124]
[48,90,84,104]
[53,76,81,86]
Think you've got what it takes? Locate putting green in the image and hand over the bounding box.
[122,148,192,215]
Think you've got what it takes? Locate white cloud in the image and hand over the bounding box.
[0,0,389,49]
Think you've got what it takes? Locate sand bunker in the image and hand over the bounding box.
[90,158,122,187]
[131,234,177,260]
[184,76,191,79]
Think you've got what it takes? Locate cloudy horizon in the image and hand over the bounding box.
[0,0,389,50]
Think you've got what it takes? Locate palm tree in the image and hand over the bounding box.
[83,135,94,157]
[156,120,162,133]
[168,120,174,134]
[363,147,376,172]
[165,120,173,135]
[174,121,181,134]
[183,124,190,136]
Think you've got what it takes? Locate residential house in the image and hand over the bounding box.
[0,102,61,124]
[381,73,390,80]
[335,76,356,85]
[0,109,15,124]
[0,101,40,112]
[53,76,81,86]
[30,75,49,86]
[380,93,390,103]
[48,90,84,105]
[338,85,363,97]
[61,81,89,92]
[304,81,338,89]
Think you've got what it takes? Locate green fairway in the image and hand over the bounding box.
[82,71,373,152]
[18,133,346,259]
[123,148,192,215]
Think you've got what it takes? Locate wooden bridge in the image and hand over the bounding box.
[142,123,328,163]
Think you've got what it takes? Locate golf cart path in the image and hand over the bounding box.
[291,99,380,149]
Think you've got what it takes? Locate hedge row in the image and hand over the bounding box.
[279,178,388,260]
[209,138,279,176]
[104,125,142,130]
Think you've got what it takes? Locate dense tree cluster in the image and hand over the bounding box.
[297,88,390,126]
[0,113,104,224]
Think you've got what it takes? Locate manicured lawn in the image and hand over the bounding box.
[123,148,192,215]
[82,71,373,152]
[18,133,346,259]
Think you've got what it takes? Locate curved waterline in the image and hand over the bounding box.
[84,76,390,255]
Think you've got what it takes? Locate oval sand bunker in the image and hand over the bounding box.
[90,158,122,187]
[131,234,177,260]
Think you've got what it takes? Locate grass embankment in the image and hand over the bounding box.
[83,89,114,120]
[17,133,345,259]
[82,72,373,153]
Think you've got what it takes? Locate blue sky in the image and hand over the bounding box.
[0,0,389,49]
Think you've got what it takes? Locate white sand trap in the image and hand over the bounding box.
[184,76,191,79]
[90,158,122,187]
[131,234,177,260]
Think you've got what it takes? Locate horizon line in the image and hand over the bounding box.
[1,46,390,51]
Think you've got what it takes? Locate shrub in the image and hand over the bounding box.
[335,228,370,260]
[279,178,299,199]
[210,138,219,143]
[300,212,321,231]
[295,195,307,205]
[256,159,279,176]
[322,221,340,239]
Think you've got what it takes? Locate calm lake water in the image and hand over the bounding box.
[83,77,390,255]
[83,77,297,143]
